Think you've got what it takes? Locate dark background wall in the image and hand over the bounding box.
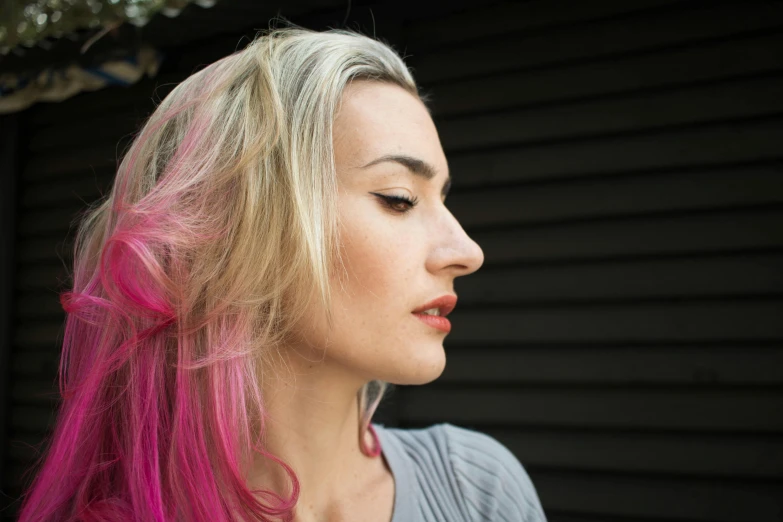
[2,1,783,520]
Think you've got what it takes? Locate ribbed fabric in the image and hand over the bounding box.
[372,422,548,522]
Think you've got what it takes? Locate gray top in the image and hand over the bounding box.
[372,422,548,522]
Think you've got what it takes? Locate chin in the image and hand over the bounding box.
[396,348,447,386]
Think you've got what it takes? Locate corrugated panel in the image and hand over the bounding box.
[400,1,783,521]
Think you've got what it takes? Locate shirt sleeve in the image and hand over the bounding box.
[441,423,548,522]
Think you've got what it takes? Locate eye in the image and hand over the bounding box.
[373,193,419,214]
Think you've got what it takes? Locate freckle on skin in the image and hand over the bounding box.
[251,80,482,519]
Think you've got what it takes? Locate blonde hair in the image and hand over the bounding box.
[17,23,427,522]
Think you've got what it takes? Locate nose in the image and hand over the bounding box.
[426,207,485,277]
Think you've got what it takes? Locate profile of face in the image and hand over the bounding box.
[290,80,484,388]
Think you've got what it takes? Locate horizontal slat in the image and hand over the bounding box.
[16,266,70,292]
[20,167,114,208]
[12,350,60,377]
[17,206,85,236]
[438,75,783,150]
[530,469,783,522]
[440,345,783,386]
[27,113,143,154]
[455,253,783,302]
[449,119,783,187]
[17,236,74,264]
[10,405,56,433]
[12,381,58,407]
[429,32,783,116]
[406,0,685,51]
[400,387,783,432]
[410,4,783,84]
[16,293,66,319]
[473,207,783,262]
[14,321,63,348]
[545,515,644,522]
[487,427,783,479]
[446,300,783,343]
[448,164,783,228]
[24,144,120,181]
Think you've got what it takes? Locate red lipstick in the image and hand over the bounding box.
[412,294,457,333]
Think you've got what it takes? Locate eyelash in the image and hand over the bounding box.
[374,193,419,213]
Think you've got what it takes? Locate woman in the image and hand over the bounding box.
[17,24,547,522]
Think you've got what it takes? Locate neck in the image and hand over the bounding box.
[245,347,384,518]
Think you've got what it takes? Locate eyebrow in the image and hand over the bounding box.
[360,154,452,197]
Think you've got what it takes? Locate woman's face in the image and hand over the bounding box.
[292,80,484,387]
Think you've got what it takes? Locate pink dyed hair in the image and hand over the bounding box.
[16,23,425,522]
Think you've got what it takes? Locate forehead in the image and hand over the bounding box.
[333,81,446,171]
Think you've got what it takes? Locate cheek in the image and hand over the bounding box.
[339,222,406,304]
[331,225,423,364]
[334,198,423,318]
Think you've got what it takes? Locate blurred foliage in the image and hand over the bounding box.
[0,0,217,55]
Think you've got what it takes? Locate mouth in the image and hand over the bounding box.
[411,294,457,333]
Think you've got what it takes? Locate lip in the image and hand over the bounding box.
[411,294,457,317]
[412,312,452,333]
